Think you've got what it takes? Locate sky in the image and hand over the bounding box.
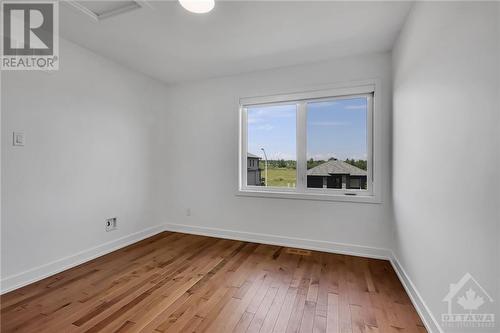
[247,97,367,161]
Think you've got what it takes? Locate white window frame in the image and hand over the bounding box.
[238,81,382,203]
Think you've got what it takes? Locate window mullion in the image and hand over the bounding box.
[296,102,307,193]
[240,106,248,189]
[367,93,374,193]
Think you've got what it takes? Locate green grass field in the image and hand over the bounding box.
[263,167,296,187]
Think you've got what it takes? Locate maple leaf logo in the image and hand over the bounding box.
[457,288,484,311]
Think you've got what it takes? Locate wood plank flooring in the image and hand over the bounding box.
[0,232,426,333]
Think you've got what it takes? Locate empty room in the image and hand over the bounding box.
[1,1,499,332]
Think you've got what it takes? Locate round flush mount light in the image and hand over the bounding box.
[179,0,215,14]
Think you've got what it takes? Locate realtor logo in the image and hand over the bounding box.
[442,273,495,330]
[1,1,59,70]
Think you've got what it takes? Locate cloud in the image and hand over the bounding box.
[344,105,366,110]
[255,124,274,131]
[268,151,296,160]
[309,121,350,127]
[247,106,296,125]
[309,101,339,108]
[247,117,259,124]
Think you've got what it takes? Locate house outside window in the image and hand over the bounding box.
[306,158,367,190]
[247,153,262,186]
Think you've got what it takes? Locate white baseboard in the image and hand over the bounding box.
[0,224,166,294]
[1,221,441,333]
[390,252,443,333]
[163,223,392,260]
[164,223,441,333]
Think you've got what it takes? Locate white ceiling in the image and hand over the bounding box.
[60,1,413,84]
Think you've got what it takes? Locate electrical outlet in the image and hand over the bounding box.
[186,208,191,216]
[105,217,117,231]
[13,132,25,146]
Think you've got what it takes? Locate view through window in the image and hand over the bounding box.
[242,88,373,197]
[307,97,368,190]
[247,104,297,188]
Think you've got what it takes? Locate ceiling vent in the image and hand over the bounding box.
[67,1,144,21]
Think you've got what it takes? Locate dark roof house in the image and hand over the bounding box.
[247,153,262,186]
[247,152,261,159]
[307,159,367,177]
[307,159,367,189]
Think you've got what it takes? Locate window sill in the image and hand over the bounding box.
[236,189,382,204]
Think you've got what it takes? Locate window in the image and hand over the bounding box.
[246,104,296,188]
[239,84,379,202]
[307,97,368,191]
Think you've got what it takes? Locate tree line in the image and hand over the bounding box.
[258,158,367,171]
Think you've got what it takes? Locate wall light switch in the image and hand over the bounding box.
[13,132,25,146]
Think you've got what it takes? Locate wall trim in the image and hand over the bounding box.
[0,224,166,294]
[164,223,391,260]
[164,223,441,333]
[390,252,443,333]
[1,221,441,333]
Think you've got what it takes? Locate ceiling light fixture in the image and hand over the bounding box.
[179,0,214,14]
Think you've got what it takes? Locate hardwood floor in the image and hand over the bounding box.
[0,232,426,333]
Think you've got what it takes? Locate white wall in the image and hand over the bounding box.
[392,2,500,331]
[2,7,497,331]
[1,39,168,290]
[154,52,394,254]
